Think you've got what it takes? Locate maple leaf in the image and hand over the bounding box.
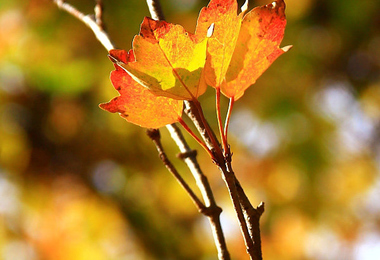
[196,0,243,89]
[111,17,208,100]
[196,0,291,100]
[100,49,183,128]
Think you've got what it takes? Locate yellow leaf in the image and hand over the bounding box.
[115,18,208,100]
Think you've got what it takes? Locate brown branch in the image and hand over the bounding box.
[146,129,206,211]
[166,124,230,260]
[184,101,264,259]
[52,0,263,258]
[145,1,230,258]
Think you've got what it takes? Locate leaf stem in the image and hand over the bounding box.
[216,88,229,155]
[223,97,234,151]
[178,118,214,159]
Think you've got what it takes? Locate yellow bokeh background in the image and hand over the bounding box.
[1,0,380,259]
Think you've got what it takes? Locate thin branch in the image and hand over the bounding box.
[235,181,264,260]
[216,88,229,155]
[191,100,225,163]
[146,129,205,211]
[184,101,218,150]
[166,124,230,260]
[52,0,114,51]
[146,1,230,259]
[223,97,234,148]
[94,0,105,29]
[185,99,263,260]
[215,162,254,259]
[52,0,263,258]
[146,0,165,20]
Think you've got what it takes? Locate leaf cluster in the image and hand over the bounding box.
[100,0,290,129]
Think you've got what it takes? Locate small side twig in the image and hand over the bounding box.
[94,0,105,29]
[146,129,206,211]
[52,0,114,51]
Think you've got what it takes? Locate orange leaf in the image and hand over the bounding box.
[196,0,243,88]
[112,17,208,100]
[197,0,291,100]
[100,49,183,128]
[223,0,291,100]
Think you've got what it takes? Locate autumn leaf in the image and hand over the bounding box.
[112,17,208,100]
[100,49,183,128]
[195,0,244,88]
[197,0,291,100]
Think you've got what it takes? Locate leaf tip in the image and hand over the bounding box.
[99,100,117,113]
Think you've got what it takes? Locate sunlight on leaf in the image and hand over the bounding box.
[114,18,208,100]
[197,0,291,100]
[196,0,243,88]
[100,49,183,128]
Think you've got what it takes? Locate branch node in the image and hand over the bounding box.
[177,149,197,160]
[200,205,223,217]
[146,128,160,140]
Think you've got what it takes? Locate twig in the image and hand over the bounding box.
[223,97,234,147]
[146,0,165,21]
[235,182,265,260]
[184,99,264,260]
[52,0,263,258]
[94,0,105,29]
[146,1,231,258]
[166,124,230,260]
[146,129,205,211]
[216,88,229,155]
[178,118,214,159]
[52,0,114,51]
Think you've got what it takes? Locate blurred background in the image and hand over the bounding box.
[1,0,380,259]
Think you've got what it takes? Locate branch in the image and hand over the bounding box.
[146,129,205,211]
[166,124,230,260]
[52,0,114,51]
[184,100,264,259]
[52,0,263,258]
[94,0,105,29]
[146,0,165,21]
[145,1,230,259]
